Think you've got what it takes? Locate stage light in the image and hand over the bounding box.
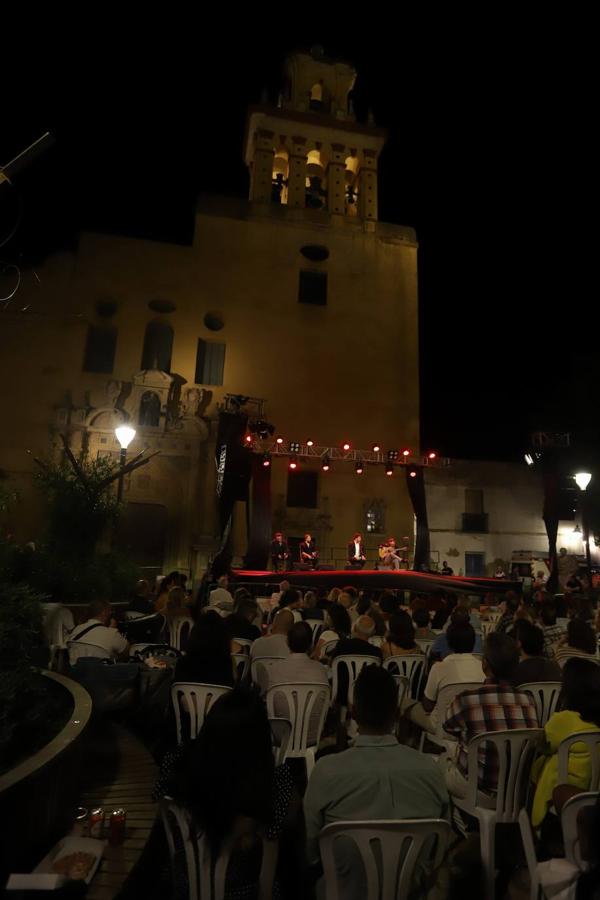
[276,437,284,445]
[262,452,271,467]
[244,434,253,444]
[387,450,399,461]
[524,453,534,466]
[289,454,298,470]
[289,441,301,453]
[322,456,331,472]
[385,463,394,476]
[402,449,410,457]
[306,440,314,447]
[427,451,437,460]
[355,460,364,475]
[409,468,417,478]
[372,443,381,453]
[342,442,351,451]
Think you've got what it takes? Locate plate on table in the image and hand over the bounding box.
[35,836,106,884]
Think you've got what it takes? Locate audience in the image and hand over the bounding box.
[412,605,437,640]
[430,606,483,661]
[129,579,154,615]
[512,619,562,685]
[443,633,538,798]
[225,597,261,644]
[540,600,566,658]
[336,590,358,623]
[173,611,234,687]
[69,599,129,664]
[382,611,422,659]
[330,615,382,661]
[495,591,520,634]
[356,592,386,635]
[278,588,304,623]
[554,619,598,668]
[251,608,293,661]
[208,575,234,614]
[304,666,449,899]
[530,658,600,829]
[313,604,351,661]
[301,590,324,621]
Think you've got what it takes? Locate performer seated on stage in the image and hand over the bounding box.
[299,533,319,569]
[347,532,367,569]
[378,537,405,571]
[271,532,289,572]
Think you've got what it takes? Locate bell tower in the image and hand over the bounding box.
[244,46,385,225]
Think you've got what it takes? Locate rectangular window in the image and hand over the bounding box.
[286,470,318,508]
[298,271,327,306]
[83,325,117,373]
[195,339,225,386]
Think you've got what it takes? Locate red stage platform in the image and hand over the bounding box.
[231,568,519,596]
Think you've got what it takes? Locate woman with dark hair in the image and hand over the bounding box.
[531,658,600,828]
[382,611,422,659]
[157,689,300,899]
[312,603,351,660]
[173,610,234,687]
[554,619,598,668]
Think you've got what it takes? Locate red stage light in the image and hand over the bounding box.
[428,451,437,459]
[372,444,381,453]
[306,439,314,447]
[276,437,284,445]
[402,449,411,457]
[342,442,351,451]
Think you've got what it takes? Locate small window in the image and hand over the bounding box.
[299,271,327,306]
[83,325,117,373]
[287,470,318,508]
[196,339,225,386]
[141,322,173,373]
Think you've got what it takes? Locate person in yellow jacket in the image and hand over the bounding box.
[531,657,600,828]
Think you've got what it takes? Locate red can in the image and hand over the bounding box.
[89,807,104,839]
[109,808,126,846]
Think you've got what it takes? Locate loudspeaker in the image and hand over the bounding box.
[318,564,335,571]
[292,562,312,571]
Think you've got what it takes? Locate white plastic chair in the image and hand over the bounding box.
[124,610,145,620]
[232,652,250,684]
[44,604,75,668]
[67,640,112,664]
[268,717,292,767]
[415,638,434,656]
[452,728,544,900]
[383,654,426,699]
[480,621,497,638]
[232,637,253,654]
[557,731,600,791]
[168,616,195,651]
[161,798,278,900]
[171,682,232,744]
[319,818,452,900]
[265,682,330,777]
[368,635,384,648]
[419,681,485,752]
[250,656,287,691]
[322,637,339,657]
[520,682,563,728]
[304,618,324,645]
[561,789,600,869]
[331,654,381,711]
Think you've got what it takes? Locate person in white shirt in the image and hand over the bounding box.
[208,575,234,614]
[250,608,293,661]
[68,599,129,664]
[404,622,484,734]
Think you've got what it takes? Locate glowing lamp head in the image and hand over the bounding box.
[306,440,314,447]
[409,469,417,478]
[428,452,437,460]
[289,456,298,471]
[262,453,271,468]
[342,442,351,451]
[322,456,330,472]
[402,449,410,457]
[372,443,381,453]
[355,461,364,475]
[245,434,253,444]
[385,464,394,476]
[574,472,592,491]
[276,437,284,445]
[115,425,136,449]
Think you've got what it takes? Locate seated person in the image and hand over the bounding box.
[512,619,562,685]
[304,667,449,899]
[68,599,129,664]
[431,607,483,660]
[442,633,538,799]
[277,588,304,623]
[251,609,293,661]
[161,586,190,618]
[554,619,598,668]
[301,590,324,621]
[207,575,234,614]
[405,622,484,734]
[347,533,367,568]
[174,611,234,687]
[129,579,154,615]
[224,597,261,645]
[382,611,423,659]
[313,605,352,661]
[540,599,566,658]
[330,615,382,662]
[495,592,520,634]
[412,606,437,640]
[530,658,600,829]
[356,593,386,636]
[299,533,319,568]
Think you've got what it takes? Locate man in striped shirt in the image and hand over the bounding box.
[443,632,538,797]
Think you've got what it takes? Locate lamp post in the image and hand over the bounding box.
[115,425,136,502]
[574,472,593,578]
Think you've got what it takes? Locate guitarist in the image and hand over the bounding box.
[378,537,403,570]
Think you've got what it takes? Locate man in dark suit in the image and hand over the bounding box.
[271,532,289,572]
[300,533,319,569]
[347,533,367,568]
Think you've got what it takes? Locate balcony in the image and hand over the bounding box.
[462,513,488,533]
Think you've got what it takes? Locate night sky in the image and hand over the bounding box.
[2,26,597,464]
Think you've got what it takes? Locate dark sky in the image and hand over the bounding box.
[2,25,597,463]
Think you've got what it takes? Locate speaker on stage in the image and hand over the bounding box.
[318,564,334,571]
[292,562,313,571]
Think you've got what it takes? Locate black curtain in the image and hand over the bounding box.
[542,467,560,593]
[406,468,430,572]
[244,455,272,569]
[212,411,250,576]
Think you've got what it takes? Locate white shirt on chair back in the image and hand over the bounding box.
[68,619,128,663]
[424,652,485,704]
[250,633,290,660]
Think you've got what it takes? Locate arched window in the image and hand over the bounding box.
[345,156,359,216]
[141,321,173,373]
[272,148,289,205]
[139,391,161,427]
[305,149,327,209]
[310,82,324,110]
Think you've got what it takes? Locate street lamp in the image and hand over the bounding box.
[115,425,136,501]
[574,472,593,577]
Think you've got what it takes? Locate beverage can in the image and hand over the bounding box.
[73,807,88,836]
[89,807,105,839]
[109,808,126,846]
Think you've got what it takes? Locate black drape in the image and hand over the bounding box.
[406,467,430,572]
[542,468,560,593]
[244,455,272,569]
[212,411,250,576]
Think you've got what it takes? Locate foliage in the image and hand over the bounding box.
[34,455,122,560]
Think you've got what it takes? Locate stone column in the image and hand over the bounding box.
[287,136,308,208]
[358,148,378,222]
[327,142,346,216]
[250,129,274,203]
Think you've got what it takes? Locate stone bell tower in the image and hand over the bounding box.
[244,45,384,225]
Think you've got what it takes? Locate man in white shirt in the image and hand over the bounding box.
[68,599,129,664]
[404,622,484,734]
[208,575,234,613]
[250,608,293,661]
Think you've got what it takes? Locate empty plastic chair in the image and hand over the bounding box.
[168,616,194,652]
[171,682,231,744]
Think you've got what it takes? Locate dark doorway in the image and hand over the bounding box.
[114,502,168,573]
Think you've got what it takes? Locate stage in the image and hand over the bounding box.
[230,568,520,596]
